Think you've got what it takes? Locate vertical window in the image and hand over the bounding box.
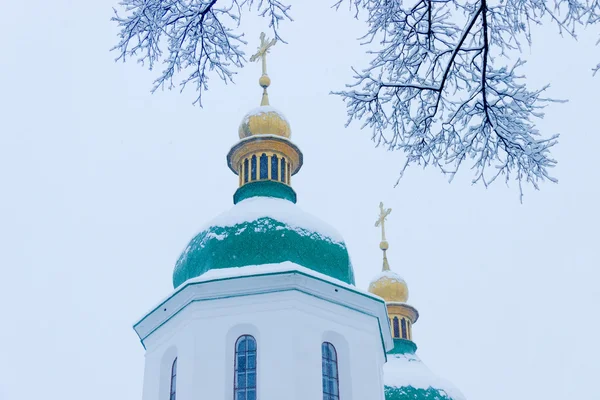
[251,156,257,181]
[401,318,407,339]
[393,317,400,338]
[280,158,286,183]
[271,154,279,181]
[322,342,339,400]
[170,358,177,400]
[234,335,257,400]
[260,154,268,179]
[244,158,249,183]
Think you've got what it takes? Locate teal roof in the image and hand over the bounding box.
[384,339,465,400]
[173,181,355,288]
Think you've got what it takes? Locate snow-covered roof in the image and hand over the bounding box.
[203,196,345,244]
[186,261,357,291]
[134,262,394,351]
[384,352,465,400]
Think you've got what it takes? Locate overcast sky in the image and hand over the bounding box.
[1,1,599,399]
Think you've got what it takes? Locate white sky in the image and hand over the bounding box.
[1,1,599,399]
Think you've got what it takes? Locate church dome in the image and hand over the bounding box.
[238,105,291,139]
[384,341,465,400]
[172,182,355,288]
[369,270,409,303]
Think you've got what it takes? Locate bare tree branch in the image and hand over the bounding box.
[333,0,598,200]
[111,0,599,199]
[111,0,293,105]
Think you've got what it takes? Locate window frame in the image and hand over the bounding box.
[234,335,257,400]
[169,358,177,400]
[321,342,340,400]
[393,316,400,338]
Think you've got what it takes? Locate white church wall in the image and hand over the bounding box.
[140,289,386,400]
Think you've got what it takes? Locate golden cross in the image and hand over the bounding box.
[249,32,277,76]
[375,202,392,242]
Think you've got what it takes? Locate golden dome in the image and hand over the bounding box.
[238,106,291,139]
[368,270,409,303]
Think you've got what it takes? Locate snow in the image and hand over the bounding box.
[384,352,466,400]
[369,270,406,285]
[242,105,289,124]
[185,261,361,291]
[203,196,345,243]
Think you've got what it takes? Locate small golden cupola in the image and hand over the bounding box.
[227,32,302,191]
[368,202,419,341]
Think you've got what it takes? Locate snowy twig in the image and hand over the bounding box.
[111,0,293,105]
[334,0,599,199]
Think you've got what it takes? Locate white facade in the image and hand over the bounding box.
[135,263,393,400]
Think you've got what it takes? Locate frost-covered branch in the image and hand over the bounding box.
[111,0,292,105]
[334,0,599,199]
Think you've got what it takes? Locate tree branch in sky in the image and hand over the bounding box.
[111,0,292,106]
[333,0,598,199]
[111,0,599,199]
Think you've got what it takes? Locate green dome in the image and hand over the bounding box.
[173,181,355,288]
[384,340,465,400]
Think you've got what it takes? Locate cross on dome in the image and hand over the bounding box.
[250,32,277,77]
[249,32,277,106]
[375,201,392,243]
[375,202,392,271]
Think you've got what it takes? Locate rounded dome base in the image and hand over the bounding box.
[173,195,355,288]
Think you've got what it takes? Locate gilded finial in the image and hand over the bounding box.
[249,32,277,106]
[375,202,392,271]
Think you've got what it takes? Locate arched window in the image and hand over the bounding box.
[259,153,268,179]
[244,158,249,183]
[401,318,407,339]
[393,317,400,338]
[322,342,339,400]
[271,154,279,181]
[234,335,257,400]
[280,158,286,183]
[251,155,257,181]
[169,358,177,400]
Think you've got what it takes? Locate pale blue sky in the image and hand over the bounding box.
[1,1,599,399]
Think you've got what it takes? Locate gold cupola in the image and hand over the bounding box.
[368,202,419,341]
[227,33,302,190]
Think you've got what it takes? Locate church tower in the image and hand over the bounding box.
[368,203,466,400]
[133,34,393,400]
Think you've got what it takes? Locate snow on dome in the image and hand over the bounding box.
[173,195,355,288]
[239,105,291,138]
[205,196,345,244]
[384,352,466,400]
[368,269,409,303]
[369,270,406,286]
[244,105,289,122]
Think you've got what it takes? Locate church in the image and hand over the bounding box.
[133,34,466,400]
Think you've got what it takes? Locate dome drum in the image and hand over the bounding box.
[386,303,419,341]
[387,303,419,324]
[227,135,303,188]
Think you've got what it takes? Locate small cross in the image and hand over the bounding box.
[249,32,277,76]
[375,202,392,242]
